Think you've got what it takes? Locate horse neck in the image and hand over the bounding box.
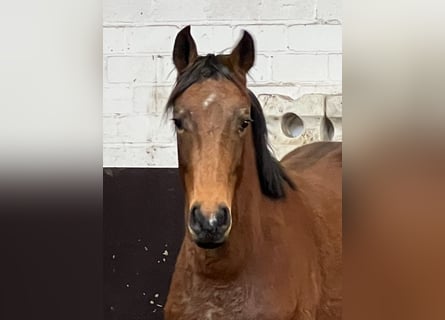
[186,128,265,279]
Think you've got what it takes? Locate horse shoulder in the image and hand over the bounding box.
[281,142,342,319]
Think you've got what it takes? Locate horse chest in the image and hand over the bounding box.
[165,278,297,320]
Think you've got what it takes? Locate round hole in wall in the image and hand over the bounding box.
[281,113,304,138]
[324,117,335,140]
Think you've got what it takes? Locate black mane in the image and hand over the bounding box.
[166,54,295,199]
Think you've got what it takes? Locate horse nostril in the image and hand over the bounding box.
[216,205,230,229]
[216,205,230,226]
[191,204,199,221]
[189,204,204,233]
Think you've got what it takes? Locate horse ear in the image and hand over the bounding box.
[173,26,198,73]
[230,30,255,74]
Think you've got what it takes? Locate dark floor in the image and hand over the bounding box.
[104,168,185,320]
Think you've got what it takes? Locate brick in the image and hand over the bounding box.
[272,54,328,82]
[116,115,150,142]
[103,143,178,167]
[248,55,271,84]
[102,56,108,85]
[113,114,175,143]
[150,0,207,21]
[103,114,172,145]
[317,0,342,23]
[259,94,326,159]
[103,28,125,54]
[234,25,287,52]
[153,86,173,112]
[107,56,156,83]
[126,26,179,53]
[328,54,342,81]
[259,0,316,21]
[104,0,322,23]
[326,117,342,141]
[288,25,342,52]
[103,116,119,142]
[133,85,172,114]
[103,86,132,114]
[145,144,178,167]
[191,25,234,54]
[156,55,176,85]
[326,94,342,141]
[203,0,262,20]
[298,84,341,96]
[146,114,176,144]
[248,85,302,99]
[132,86,151,114]
[260,94,325,116]
[103,144,125,167]
[249,85,341,100]
[133,86,153,114]
[326,94,342,118]
[103,0,151,23]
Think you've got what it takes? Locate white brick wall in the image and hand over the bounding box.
[103,0,342,167]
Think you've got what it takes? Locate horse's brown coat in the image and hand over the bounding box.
[164,26,341,320]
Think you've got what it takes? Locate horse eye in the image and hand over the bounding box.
[172,118,184,131]
[239,119,252,132]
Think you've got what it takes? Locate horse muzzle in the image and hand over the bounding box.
[187,203,232,249]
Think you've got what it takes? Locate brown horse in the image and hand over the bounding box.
[164,26,342,320]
